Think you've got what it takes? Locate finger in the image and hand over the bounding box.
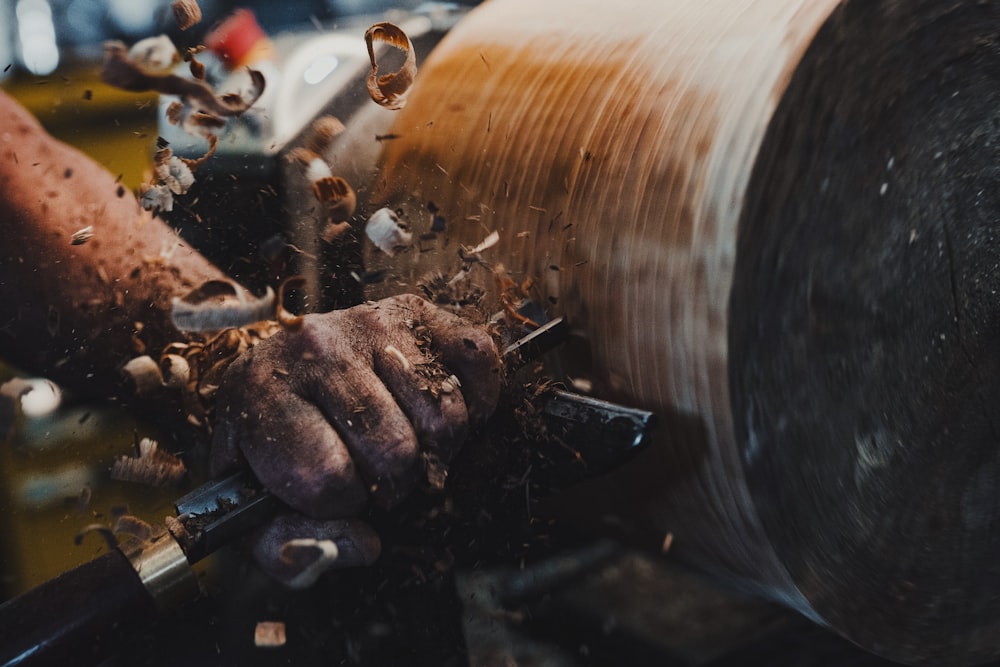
[210,355,251,477]
[306,360,421,508]
[374,333,470,464]
[398,294,503,424]
[249,513,381,589]
[236,388,369,518]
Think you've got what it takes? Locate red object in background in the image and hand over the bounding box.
[205,9,269,69]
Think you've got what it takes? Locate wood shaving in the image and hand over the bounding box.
[321,221,351,243]
[384,344,412,371]
[254,621,287,648]
[171,0,202,30]
[364,22,416,110]
[311,177,356,218]
[102,39,264,118]
[74,523,118,550]
[139,183,175,212]
[110,437,187,487]
[288,147,356,220]
[113,514,155,542]
[276,276,306,331]
[154,147,195,195]
[460,230,500,262]
[493,264,540,329]
[70,225,94,245]
[280,538,339,589]
[157,322,280,427]
[164,514,191,544]
[122,355,163,395]
[160,353,191,389]
[126,35,181,76]
[140,140,217,212]
[365,207,412,256]
[305,115,346,154]
[172,280,277,332]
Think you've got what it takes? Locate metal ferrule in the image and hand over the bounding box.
[123,532,199,611]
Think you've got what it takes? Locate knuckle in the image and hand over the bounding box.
[375,435,419,479]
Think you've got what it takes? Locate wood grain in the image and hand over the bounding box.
[369,1,1000,663]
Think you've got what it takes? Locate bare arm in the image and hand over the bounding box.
[0,89,503,587]
[0,89,227,400]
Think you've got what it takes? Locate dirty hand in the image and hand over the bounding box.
[211,294,502,587]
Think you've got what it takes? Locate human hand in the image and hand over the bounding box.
[211,294,502,586]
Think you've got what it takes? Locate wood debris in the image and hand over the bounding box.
[122,355,163,395]
[364,22,417,110]
[384,344,412,371]
[113,514,156,542]
[70,225,94,245]
[102,40,265,118]
[155,321,281,426]
[110,437,186,487]
[304,115,346,154]
[254,621,287,648]
[171,0,202,30]
[126,35,181,76]
[365,207,412,256]
[275,276,306,331]
[171,279,276,332]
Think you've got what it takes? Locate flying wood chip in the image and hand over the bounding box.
[101,40,264,117]
[364,22,416,110]
[171,0,202,30]
[171,279,276,332]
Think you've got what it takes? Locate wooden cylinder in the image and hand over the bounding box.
[369,0,1000,664]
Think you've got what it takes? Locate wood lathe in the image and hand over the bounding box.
[361,1,1000,664]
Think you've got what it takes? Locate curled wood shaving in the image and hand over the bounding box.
[140,139,218,213]
[160,353,191,389]
[160,277,299,427]
[172,280,277,332]
[276,276,306,331]
[75,523,119,550]
[110,437,187,487]
[126,35,181,76]
[312,176,356,220]
[365,207,412,256]
[288,147,357,220]
[113,514,155,542]
[321,221,351,243]
[122,355,164,395]
[384,344,412,371]
[171,0,202,30]
[364,22,416,110]
[102,40,265,117]
[139,183,174,212]
[70,225,94,245]
[164,514,191,543]
[165,99,225,139]
[154,147,195,195]
[280,539,339,589]
[305,115,346,154]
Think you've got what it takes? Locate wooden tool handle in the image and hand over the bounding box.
[0,550,157,667]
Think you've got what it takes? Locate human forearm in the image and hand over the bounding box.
[0,90,227,400]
